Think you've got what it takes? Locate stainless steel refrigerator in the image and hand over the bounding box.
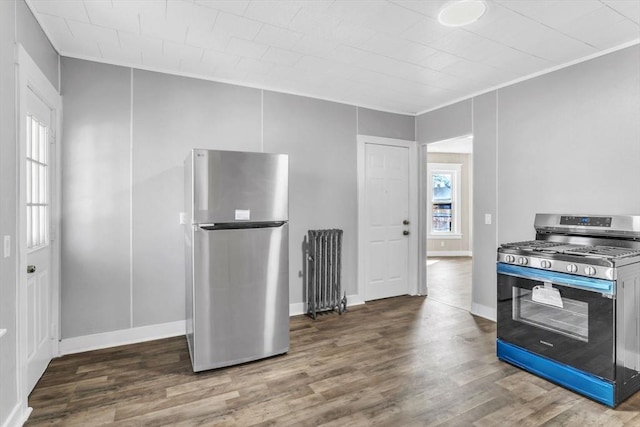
[184,149,289,372]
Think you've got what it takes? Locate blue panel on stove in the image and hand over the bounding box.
[497,263,614,294]
[497,339,615,407]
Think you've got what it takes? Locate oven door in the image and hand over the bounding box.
[497,263,615,380]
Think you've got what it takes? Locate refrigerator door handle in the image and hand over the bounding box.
[199,221,286,231]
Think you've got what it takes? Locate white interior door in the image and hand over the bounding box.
[364,143,410,300]
[24,87,54,393]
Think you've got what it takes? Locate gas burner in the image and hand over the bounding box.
[499,214,640,280]
[562,246,640,260]
[500,240,564,251]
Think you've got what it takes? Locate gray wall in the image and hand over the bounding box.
[1,0,59,424]
[131,71,262,327]
[60,58,414,339]
[498,46,640,242]
[471,92,498,313]
[417,45,640,318]
[358,107,415,141]
[417,100,472,144]
[16,0,59,91]
[264,92,358,306]
[61,60,132,337]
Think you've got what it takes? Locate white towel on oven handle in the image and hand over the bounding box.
[531,282,564,308]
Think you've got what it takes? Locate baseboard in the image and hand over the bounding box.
[346,294,365,307]
[428,251,472,257]
[59,320,186,356]
[289,302,305,316]
[2,402,31,427]
[59,294,368,355]
[290,294,364,317]
[471,302,496,322]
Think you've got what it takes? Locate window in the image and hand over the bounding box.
[427,163,461,238]
[26,115,49,250]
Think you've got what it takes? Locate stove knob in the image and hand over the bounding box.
[540,260,551,269]
[584,266,597,276]
[567,264,578,274]
[517,257,528,265]
[505,255,515,263]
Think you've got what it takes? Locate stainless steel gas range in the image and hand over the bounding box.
[496,214,640,407]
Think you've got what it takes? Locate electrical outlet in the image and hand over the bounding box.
[485,214,492,225]
[179,212,187,225]
[440,241,445,247]
[3,235,10,258]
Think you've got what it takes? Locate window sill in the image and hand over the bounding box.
[428,234,463,240]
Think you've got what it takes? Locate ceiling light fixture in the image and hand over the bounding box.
[438,0,487,27]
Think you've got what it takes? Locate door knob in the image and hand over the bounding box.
[403,230,410,236]
[27,265,36,274]
[403,220,410,225]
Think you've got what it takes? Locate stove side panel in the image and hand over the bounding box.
[616,262,640,403]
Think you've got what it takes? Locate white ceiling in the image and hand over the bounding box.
[27,0,640,115]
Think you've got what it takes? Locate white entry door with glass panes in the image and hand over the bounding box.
[427,163,462,239]
[25,87,54,393]
[364,143,410,300]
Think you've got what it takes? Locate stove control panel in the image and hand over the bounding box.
[560,216,612,227]
[497,252,615,281]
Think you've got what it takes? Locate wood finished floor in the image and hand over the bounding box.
[27,296,640,426]
[426,257,472,312]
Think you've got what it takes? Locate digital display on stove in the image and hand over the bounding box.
[560,216,612,227]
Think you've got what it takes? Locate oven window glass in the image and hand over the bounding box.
[512,287,588,342]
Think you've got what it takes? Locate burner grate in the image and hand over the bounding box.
[562,246,640,259]
[500,241,564,251]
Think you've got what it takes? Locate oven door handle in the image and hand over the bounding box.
[497,263,615,295]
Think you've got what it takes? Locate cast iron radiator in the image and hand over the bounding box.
[307,229,347,319]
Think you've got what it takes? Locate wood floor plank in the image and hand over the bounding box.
[427,256,472,311]
[25,258,640,426]
[112,392,233,426]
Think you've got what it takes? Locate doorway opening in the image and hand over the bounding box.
[421,135,473,311]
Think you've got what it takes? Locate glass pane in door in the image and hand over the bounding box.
[26,115,49,250]
[513,287,589,342]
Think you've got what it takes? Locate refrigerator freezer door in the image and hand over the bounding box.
[192,149,288,224]
[190,223,289,371]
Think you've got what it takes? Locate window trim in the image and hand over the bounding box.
[427,162,462,239]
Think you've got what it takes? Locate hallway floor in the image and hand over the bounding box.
[426,256,472,312]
